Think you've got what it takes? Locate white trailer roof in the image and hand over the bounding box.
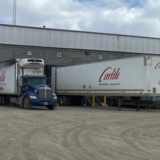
[0,24,160,55]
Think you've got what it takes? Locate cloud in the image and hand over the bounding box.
[0,0,160,37]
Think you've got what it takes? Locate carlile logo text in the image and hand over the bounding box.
[0,71,5,82]
[99,67,120,82]
[155,62,160,69]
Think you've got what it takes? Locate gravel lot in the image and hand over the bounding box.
[0,105,160,160]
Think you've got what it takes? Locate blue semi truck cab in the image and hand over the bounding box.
[21,75,57,110]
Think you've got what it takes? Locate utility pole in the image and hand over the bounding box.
[13,0,16,25]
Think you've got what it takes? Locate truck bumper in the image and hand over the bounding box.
[29,99,57,106]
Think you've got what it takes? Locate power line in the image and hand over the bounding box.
[13,0,16,25]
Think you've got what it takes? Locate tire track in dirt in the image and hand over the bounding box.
[60,121,129,160]
[21,120,77,160]
[59,116,158,160]
[32,125,76,160]
[60,124,99,160]
[1,106,160,160]
[76,123,151,160]
[119,117,160,160]
[0,119,19,159]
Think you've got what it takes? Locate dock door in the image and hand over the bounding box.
[44,65,60,89]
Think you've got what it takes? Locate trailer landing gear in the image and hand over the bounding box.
[114,97,124,111]
[136,97,141,111]
[114,97,141,111]
[130,97,141,111]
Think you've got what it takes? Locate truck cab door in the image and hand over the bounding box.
[21,78,28,95]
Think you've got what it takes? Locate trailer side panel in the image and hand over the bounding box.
[54,56,160,96]
[0,60,17,95]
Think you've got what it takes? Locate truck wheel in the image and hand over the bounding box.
[23,96,32,110]
[48,105,56,110]
[59,96,67,106]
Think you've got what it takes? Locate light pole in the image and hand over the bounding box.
[13,0,16,25]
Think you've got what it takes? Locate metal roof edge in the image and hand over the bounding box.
[0,24,160,40]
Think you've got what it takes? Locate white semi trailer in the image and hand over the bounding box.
[51,55,160,110]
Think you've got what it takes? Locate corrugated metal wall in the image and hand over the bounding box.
[0,25,160,54]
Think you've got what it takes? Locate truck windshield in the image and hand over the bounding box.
[27,78,46,85]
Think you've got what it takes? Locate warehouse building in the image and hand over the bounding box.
[0,24,160,69]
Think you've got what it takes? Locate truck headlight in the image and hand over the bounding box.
[30,96,37,99]
[53,96,57,99]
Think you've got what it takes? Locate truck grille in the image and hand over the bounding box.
[39,90,52,99]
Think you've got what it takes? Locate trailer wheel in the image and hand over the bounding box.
[48,105,56,110]
[59,96,67,106]
[23,96,32,110]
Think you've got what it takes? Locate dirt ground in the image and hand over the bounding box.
[0,105,160,160]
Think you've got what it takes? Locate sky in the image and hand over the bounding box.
[0,0,160,37]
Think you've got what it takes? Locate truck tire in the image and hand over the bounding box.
[48,105,56,110]
[59,96,67,106]
[23,96,32,110]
